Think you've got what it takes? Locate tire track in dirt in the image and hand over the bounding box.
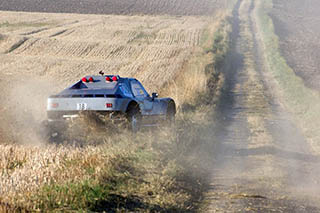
[202,0,320,211]
[4,37,28,53]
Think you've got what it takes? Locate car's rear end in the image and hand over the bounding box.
[46,75,131,134]
[47,94,126,120]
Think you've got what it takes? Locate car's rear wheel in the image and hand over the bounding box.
[127,104,141,133]
[166,101,176,126]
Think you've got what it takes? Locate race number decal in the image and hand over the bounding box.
[77,103,87,110]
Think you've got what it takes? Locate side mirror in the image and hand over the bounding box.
[152,92,158,100]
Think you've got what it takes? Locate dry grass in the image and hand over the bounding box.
[161,12,230,109]
[0,133,183,211]
[0,9,232,212]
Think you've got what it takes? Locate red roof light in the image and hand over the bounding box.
[82,77,88,83]
[112,76,118,81]
[106,76,111,82]
[88,77,94,82]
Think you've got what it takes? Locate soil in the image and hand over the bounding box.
[0,0,227,16]
[202,0,320,211]
[270,0,320,91]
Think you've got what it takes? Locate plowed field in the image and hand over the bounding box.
[271,0,320,91]
[0,0,227,16]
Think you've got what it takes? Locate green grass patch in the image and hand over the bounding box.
[35,180,111,211]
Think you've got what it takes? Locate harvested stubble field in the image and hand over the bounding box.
[271,0,320,91]
[0,12,213,91]
[0,6,231,211]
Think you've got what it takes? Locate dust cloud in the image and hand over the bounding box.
[0,76,58,145]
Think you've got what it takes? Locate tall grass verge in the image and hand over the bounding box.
[256,0,320,150]
[161,11,230,111]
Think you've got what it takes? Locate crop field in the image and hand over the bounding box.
[0,5,231,211]
[271,0,320,91]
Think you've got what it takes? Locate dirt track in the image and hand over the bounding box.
[202,0,320,211]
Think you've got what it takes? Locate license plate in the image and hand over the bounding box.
[77,103,87,110]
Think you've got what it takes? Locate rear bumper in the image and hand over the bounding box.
[47,97,129,111]
[47,110,123,121]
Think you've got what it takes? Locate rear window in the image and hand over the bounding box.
[95,94,105,98]
[84,94,94,98]
[119,84,133,97]
[72,94,82,98]
[131,82,147,98]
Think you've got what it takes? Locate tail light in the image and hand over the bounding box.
[82,77,88,83]
[88,77,94,82]
[51,103,59,108]
[112,76,118,81]
[106,76,111,82]
[106,103,113,108]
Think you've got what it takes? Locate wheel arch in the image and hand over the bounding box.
[125,100,140,113]
[166,99,176,115]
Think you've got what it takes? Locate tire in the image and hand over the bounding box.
[126,105,141,133]
[166,101,176,126]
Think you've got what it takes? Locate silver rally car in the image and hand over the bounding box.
[47,74,176,132]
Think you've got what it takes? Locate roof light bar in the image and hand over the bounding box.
[82,77,88,83]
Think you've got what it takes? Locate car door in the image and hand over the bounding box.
[130,80,153,112]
